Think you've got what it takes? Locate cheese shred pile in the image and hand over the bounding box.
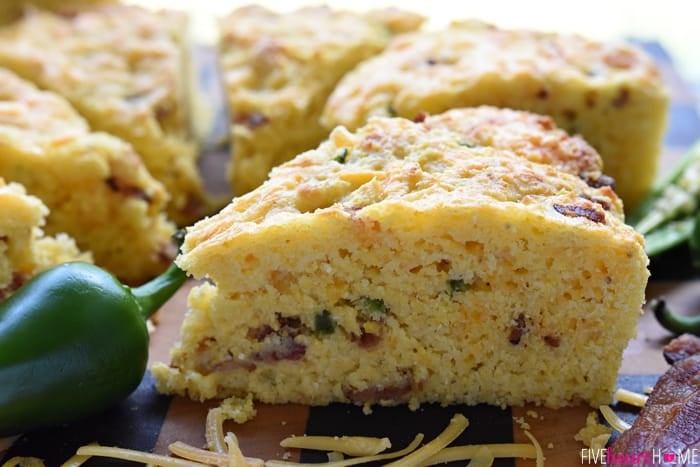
[2,410,546,467]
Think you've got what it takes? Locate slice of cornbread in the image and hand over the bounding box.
[0,178,91,300]
[0,4,207,225]
[153,107,648,409]
[220,5,424,195]
[0,68,175,285]
[322,20,669,209]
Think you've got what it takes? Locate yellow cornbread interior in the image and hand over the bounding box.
[0,178,91,299]
[0,5,207,225]
[220,5,424,196]
[322,20,669,210]
[0,68,175,284]
[153,108,648,409]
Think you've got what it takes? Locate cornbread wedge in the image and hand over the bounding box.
[0,178,91,300]
[220,5,424,195]
[322,20,669,209]
[0,4,207,225]
[0,68,175,284]
[153,107,648,409]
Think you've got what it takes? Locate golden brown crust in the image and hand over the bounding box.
[322,20,669,208]
[219,5,424,195]
[182,107,631,272]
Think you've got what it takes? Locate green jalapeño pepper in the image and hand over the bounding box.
[650,297,700,336]
[0,233,187,436]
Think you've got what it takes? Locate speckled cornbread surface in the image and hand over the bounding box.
[322,20,669,210]
[153,107,649,410]
[0,4,207,225]
[0,68,176,285]
[0,178,91,300]
[219,5,424,196]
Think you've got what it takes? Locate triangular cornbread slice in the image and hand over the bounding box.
[0,178,91,300]
[220,5,424,195]
[322,20,669,209]
[153,107,648,409]
[0,68,175,284]
[0,4,207,225]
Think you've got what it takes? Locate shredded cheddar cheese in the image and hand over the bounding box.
[206,406,227,454]
[59,442,97,467]
[418,443,537,465]
[265,434,424,467]
[523,431,544,467]
[280,436,391,457]
[599,405,632,433]
[76,445,207,466]
[384,414,469,467]
[467,447,495,467]
[1,457,45,467]
[613,388,648,407]
[225,433,248,467]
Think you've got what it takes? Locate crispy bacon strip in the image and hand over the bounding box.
[663,333,700,364]
[608,354,700,465]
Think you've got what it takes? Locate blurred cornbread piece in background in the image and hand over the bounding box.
[219,5,424,195]
[153,107,648,410]
[323,20,669,210]
[0,69,176,285]
[0,4,208,225]
[0,0,116,25]
[0,178,91,300]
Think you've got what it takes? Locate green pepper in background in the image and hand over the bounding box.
[628,141,700,336]
[628,141,700,255]
[649,297,700,336]
[0,231,187,436]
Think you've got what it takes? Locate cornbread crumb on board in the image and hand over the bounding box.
[210,394,258,425]
[0,68,176,285]
[0,4,208,226]
[574,411,613,449]
[322,20,669,209]
[219,5,424,196]
[513,416,531,431]
[0,178,91,300]
[153,106,648,413]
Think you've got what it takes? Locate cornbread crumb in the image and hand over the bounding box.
[513,417,531,431]
[547,442,554,449]
[526,410,539,419]
[153,107,648,410]
[211,394,257,425]
[575,412,613,449]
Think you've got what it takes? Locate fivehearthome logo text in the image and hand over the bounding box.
[582,447,700,465]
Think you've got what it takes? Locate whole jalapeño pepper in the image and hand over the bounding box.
[0,232,187,436]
